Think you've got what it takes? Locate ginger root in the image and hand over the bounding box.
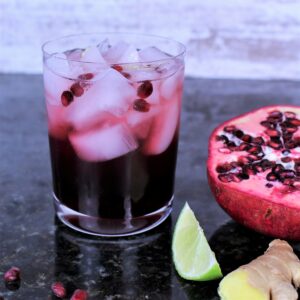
[218,239,300,300]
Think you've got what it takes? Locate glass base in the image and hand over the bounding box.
[53,195,173,237]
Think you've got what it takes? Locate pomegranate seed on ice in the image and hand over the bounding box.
[61,91,74,107]
[137,81,153,98]
[111,64,123,72]
[78,73,94,80]
[133,99,150,112]
[70,83,84,97]
[51,281,66,298]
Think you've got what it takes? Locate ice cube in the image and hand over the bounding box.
[139,46,171,62]
[97,38,111,56]
[118,44,139,63]
[69,123,138,162]
[81,46,107,64]
[142,100,179,155]
[66,68,136,131]
[104,41,129,63]
[104,41,139,64]
[126,105,160,139]
[160,67,184,101]
[43,60,73,105]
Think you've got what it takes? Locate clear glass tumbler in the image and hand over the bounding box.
[42,33,185,236]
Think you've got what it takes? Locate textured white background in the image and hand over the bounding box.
[1,0,300,79]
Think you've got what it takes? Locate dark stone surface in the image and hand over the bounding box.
[1,74,300,299]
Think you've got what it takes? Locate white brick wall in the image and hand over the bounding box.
[1,0,300,79]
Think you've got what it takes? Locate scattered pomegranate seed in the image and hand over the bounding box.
[51,282,66,298]
[137,81,153,98]
[266,183,273,188]
[71,289,88,300]
[133,99,150,112]
[4,266,20,282]
[61,91,74,107]
[70,82,84,97]
[111,64,123,72]
[78,73,94,80]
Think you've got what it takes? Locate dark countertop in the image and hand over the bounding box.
[1,74,300,299]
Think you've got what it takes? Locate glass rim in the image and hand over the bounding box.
[42,32,186,66]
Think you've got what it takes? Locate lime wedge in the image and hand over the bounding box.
[172,202,223,281]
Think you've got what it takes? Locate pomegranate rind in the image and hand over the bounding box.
[207,105,300,240]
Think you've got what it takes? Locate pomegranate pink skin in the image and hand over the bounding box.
[207,105,300,240]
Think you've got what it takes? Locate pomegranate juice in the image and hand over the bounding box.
[42,34,185,235]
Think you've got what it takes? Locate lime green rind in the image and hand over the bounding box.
[172,202,223,281]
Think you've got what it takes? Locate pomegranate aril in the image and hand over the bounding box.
[269,110,282,118]
[241,134,252,143]
[224,125,236,133]
[285,140,297,149]
[51,282,66,298]
[261,159,275,170]
[272,164,284,174]
[265,129,280,137]
[284,111,296,119]
[218,147,231,154]
[279,170,295,179]
[216,163,232,173]
[4,267,20,282]
[61,91,74,107]
[239,143,251,151]
[253,164,263,173]
[234,130,244,139]
[266,183,273,188]
[289,118,300,126]
[248,146,262,155]
[242,165,256,176]
[70,82,84,97]
[111,64,123,72]
[137,81,153,98]
[267,141,282,150]
[78,73,94,80]
[281,157,292,163]
[216,135,229,143]
[248,154,260,162]
[232,174,242,183]
[283,178,294,186]
[252,137,265,145]
[283,133,293,142]
[267,116,281,124]
[71,289,88,300]
[227,141,237,150]
[266,172,278,181]
[260,121,274,129]
[133,99,150,112]
[286,126,297,134]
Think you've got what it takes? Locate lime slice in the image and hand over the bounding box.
[172,202,223,281]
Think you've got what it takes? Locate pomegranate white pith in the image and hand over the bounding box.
[208,105,300,240]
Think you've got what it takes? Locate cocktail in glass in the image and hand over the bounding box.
[42,33,185,236]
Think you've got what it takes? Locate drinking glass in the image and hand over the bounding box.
[42,33,185,236]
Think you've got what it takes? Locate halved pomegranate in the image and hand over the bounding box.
[207,105,300,240]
